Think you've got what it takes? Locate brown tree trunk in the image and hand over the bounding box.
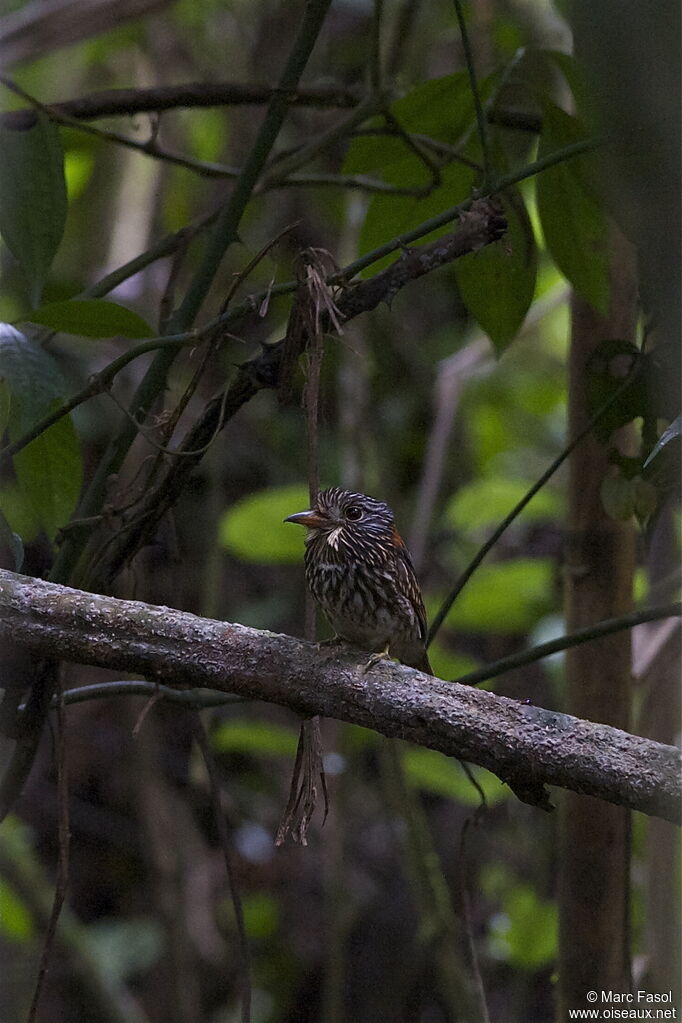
[558,228,639,1019]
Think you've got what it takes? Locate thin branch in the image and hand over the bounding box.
[0,335,199,468]
[0,80,360,129]
[380,740,475,1016]
[259,94,384,190]
[192,719,251,1023]
[27,678,70,1023]
[50,0,332,590]
[0,569,679,824]
[452,0,491,184]
[88,200,507,586]
[458,814,491,1023]
[427,354,642,644]
[455,603,682,689]
[48,680,246,708]
[172,0,333,331]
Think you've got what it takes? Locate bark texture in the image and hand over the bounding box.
[0,569,679,824]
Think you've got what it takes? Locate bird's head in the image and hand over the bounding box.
[285,487,402,551]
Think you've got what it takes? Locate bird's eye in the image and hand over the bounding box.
[345,505,363,521]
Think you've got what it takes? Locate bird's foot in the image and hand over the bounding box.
[362,645,391,673]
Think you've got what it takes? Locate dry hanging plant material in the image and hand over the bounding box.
[276,248,340,846]
[277,247,343,407]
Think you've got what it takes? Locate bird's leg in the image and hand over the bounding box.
[362,645,392,673]
[316,635,346,650]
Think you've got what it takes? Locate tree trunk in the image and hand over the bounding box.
[558,228,638,1019]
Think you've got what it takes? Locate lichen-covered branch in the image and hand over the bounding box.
[0,569,679,824]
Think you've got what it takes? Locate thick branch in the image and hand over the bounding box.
[0,570,679,824]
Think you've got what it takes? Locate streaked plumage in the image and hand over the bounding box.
[285,487,432,674]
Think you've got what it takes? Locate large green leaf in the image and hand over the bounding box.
[445,476,563,534]
[27,299,154,339]
[0,323,66,432]
[535,103,609,313]
[0,323,82,539]
[13,414,83,540]
[0,113,67,306]
[443,558,555,634]
[454,190,537,351]
[219,484,310,563]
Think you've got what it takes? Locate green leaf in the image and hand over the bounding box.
[343,73,475,179]
[211,719,299,757]
[26,299,154,339]
[488,883,557,969]
[0,113,67,306]
[357,161,476,276]
[13,414,83,540]
[0,483,41,543]
[454,190,537,351]
[444,558,555,634]
[402,748,508,806]
[343,73,496,274]
[444,477,563,534]
[219,484,310,564]
[535,103,609,313]
[0,322,66,433]
[241,893,279,939]
[0,880,34,942]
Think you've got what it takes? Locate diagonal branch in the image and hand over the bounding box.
[92,197,507,584]
[0,569,679,825]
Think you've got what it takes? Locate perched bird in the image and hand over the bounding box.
[285,487,432,674]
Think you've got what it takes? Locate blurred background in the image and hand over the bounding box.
[0,0,679,1021]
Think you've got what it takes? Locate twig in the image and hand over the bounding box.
[451,0,491,185]
[50,0,333,590]
[0,80,360,130]
[0,334,199,469]
[427,354,644,644]
[455,603,682,689]
[27,675,70,1023]
[172,0,334,331]
[380,740,475,1016]
[45,680,246,709]
[259,94,384,190]
[458,814,491,1023]
[192,719,252,1023]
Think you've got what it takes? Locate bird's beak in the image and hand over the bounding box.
[284,509,327,529]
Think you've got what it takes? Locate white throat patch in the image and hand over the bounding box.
[326,526,343,550]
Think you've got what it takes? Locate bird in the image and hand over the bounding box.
[285,487,432,674]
